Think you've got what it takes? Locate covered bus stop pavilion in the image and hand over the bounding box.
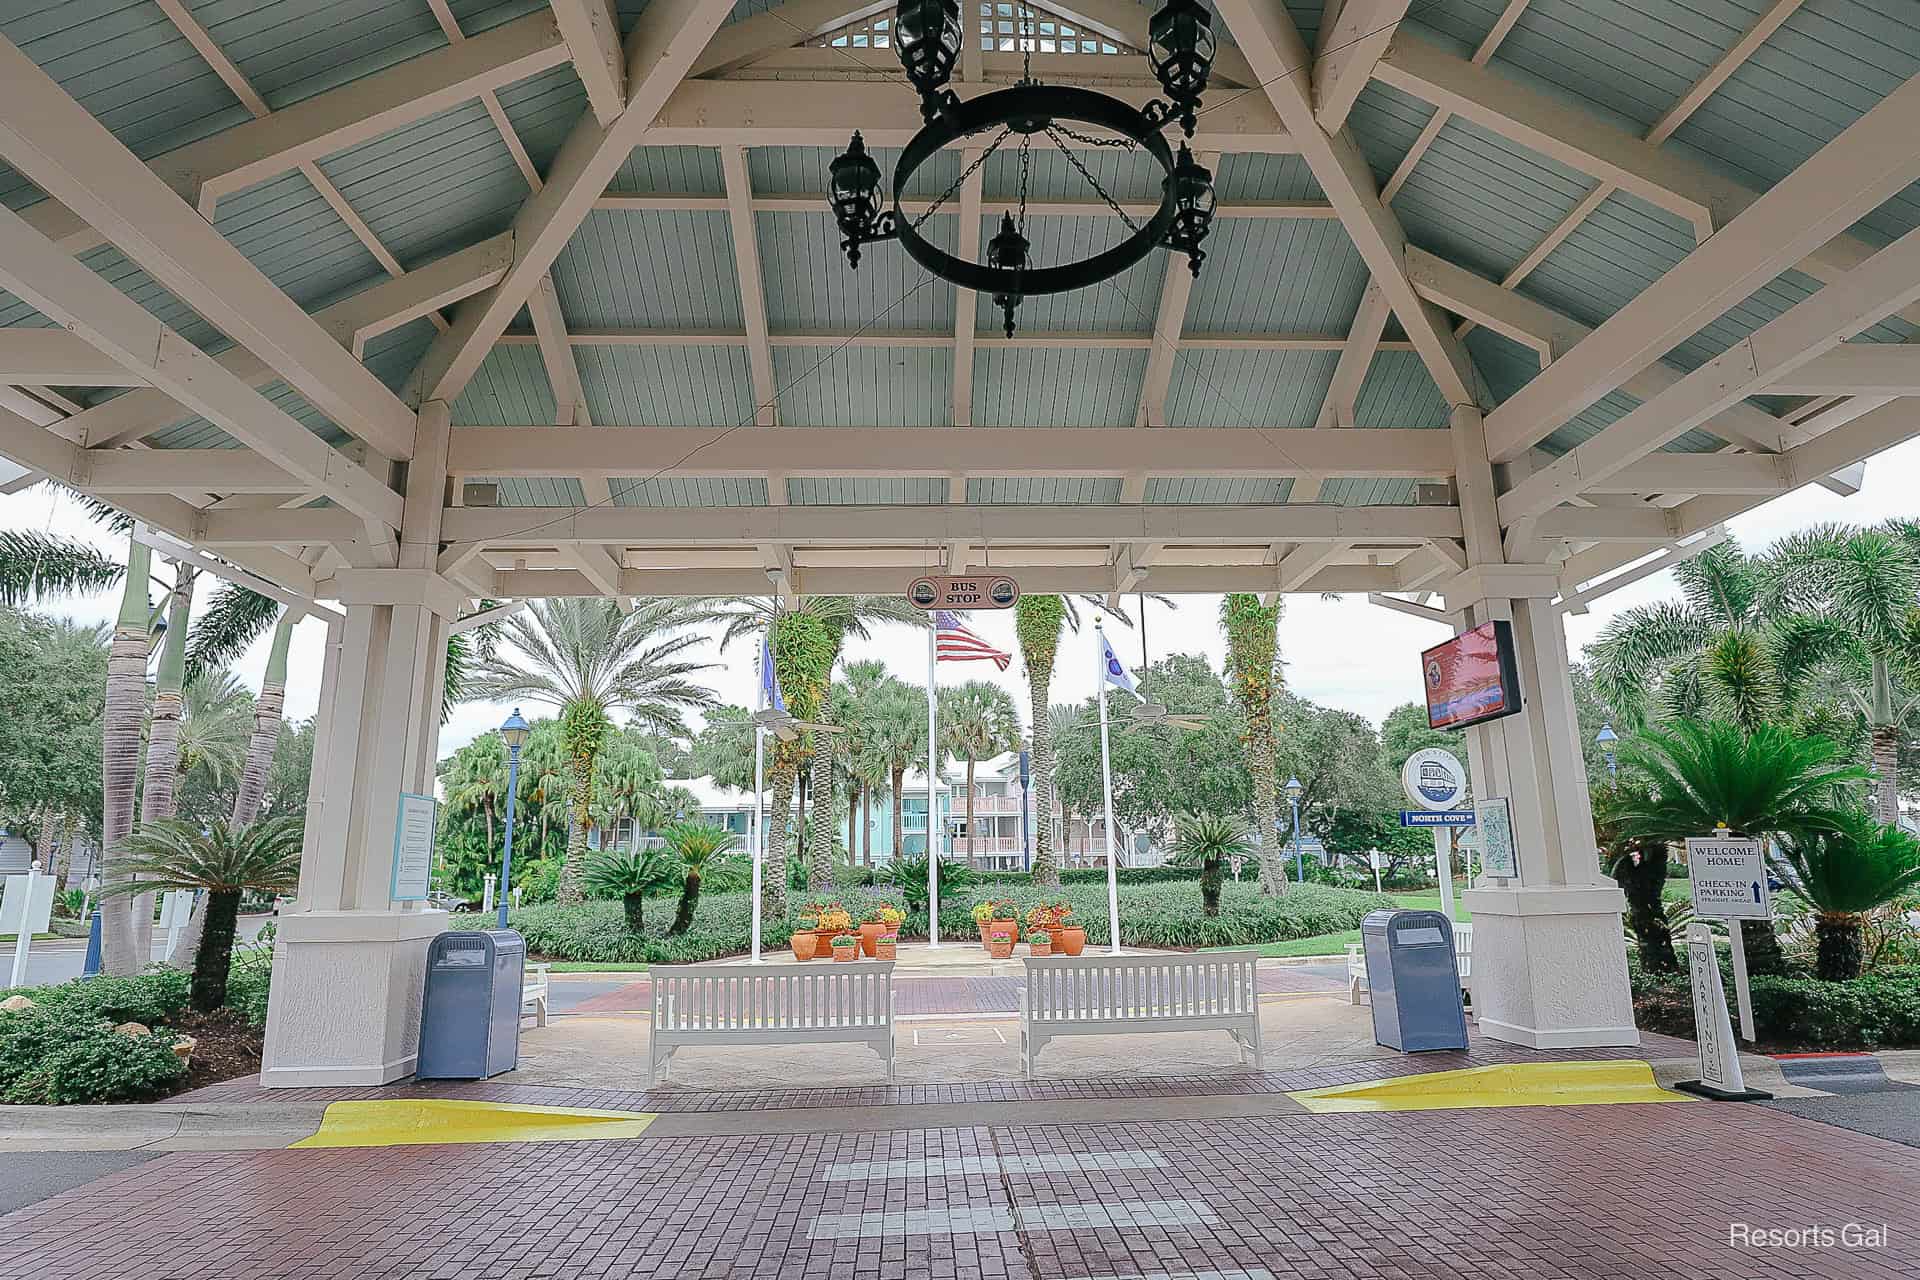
[0,0,1917,1088]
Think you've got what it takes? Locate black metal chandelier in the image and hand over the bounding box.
[828,0,1218,337]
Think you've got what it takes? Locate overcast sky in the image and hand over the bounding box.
[5,434,1918,767]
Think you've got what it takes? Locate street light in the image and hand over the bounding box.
[1285,776,1304,884]
[496,708,531,931]
[1595,722,1619,783]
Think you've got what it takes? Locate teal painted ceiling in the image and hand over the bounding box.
[0,0,1915,509]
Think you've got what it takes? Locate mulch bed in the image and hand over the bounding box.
[172,1009,264,1094]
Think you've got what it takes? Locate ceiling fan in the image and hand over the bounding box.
[751,707,845,743]
[1121,701,1214,734]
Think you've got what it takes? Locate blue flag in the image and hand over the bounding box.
[760,632,786,713]
[1097,627,1138,696]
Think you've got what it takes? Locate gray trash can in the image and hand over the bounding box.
[416,929,525,1079]
[1360,909,1469,1052]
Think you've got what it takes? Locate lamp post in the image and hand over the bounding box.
[1595,722,1619,783]
[496,708,531,930]
[1285,776,1304,884]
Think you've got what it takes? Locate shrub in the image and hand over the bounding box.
[10,971,192,1025]
[0,999,188,1104]
[1631,962,1920,1050]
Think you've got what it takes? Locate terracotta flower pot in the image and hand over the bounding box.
[1056,926,1086,956]
[876,938,897,960]
[790,931,818,961]
[832,942,857,962]
[988,933,1015,960]
[858,921,885,957]
[1029,935,1052,957]
[814,928,843,959]
[991,918,1019,944]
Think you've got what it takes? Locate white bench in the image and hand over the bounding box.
[1019,952,1264,1078]
[521,962,550,1026]
[646,961,895,1086]
[1348,921,1472,1005]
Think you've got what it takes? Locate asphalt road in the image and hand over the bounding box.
[0,1151,160,1216]
[9,915,274,988]
[1762,1091,1920,1149]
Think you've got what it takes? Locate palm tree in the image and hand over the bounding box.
[1222,593,1287,894]
[1610,718,1867,974]
[591,732,665,849]
[100,537,154,975]
[466,599,718,904]
[690,705,757,793]
[1049,701,1093,859]
[582,845,679,932]
[1013,594,1157,887]
[1775,810,1920,980]
[939,681,1021,864]
[444,734,509,848]
[1169,812,1252,917]
[865,679,927,863]
[696,596,925,903]
[1764,523,1920,822]
[106,816,302,1011]
[0,529,124,605]
[1588,540,1837,733]
[660,820,738,934]
[828,660,893,864]
[1593,781,1681,973]
[175,669,254,795]
[224,612,295,830]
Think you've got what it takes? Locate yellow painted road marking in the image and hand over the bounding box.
[289,1099,656,1148]
[1289,1060,1693,1113]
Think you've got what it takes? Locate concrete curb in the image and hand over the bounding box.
[0,1102,330,1153]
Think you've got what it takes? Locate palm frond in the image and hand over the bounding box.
[102,816,303,895]
[185,584,281,682]
[0,529,124,605]
[1775,811,1920,915]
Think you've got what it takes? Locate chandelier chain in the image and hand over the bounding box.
[912,127,1010,229]
[1046,126,1140,233]
[1051,122,1136,151]
[1017,131,1032,232]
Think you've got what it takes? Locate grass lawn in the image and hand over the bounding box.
[545,961,650,974]
[0,933,56,944]
[1208,892,1461,959]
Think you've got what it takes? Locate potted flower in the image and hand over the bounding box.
[818,903,853,960]
[861,904,904,957]
[1049,902,1086,956]
[1028,929,1052,957]
[971,899,996,945]
[987,927,1015,960]
[792,914,819,961]
[978,898,1019,946]
[830,934,858,962]
[875,933,898,960]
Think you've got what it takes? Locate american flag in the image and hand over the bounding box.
[934,610,1012,671]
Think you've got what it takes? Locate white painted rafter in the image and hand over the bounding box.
[1212,0,1478,410]
[0,204,401,531]
[1380,0,1529,202]
[0,36,419,462]
[1136,151,1218,428]
[1296,281,1392,503]
[20,13,570,253]
[953,147,985,426]
[413,0,738,405]
[596,191,1339,219]
[720,145,779,427]
[549,0,628,125]
[1313,0,1415,132]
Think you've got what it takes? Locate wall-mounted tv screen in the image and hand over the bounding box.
[1422,620,1522,731]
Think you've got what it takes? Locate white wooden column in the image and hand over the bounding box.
[1436,407,1637,1050]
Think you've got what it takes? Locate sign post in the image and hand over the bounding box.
[1400,748,1469,920]
[1368,850,1383,894]
[3,862,54,990]
[1686,833,1770,1044]
[1674,922,1771,1101]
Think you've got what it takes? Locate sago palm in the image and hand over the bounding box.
[660,820,738,935]
[1170,812,1252,917]
[106,816,303,1011]
[467,598,717,904]
[582,845,680,932]
[1775,810,1920,980]
[1611,718,1867,975]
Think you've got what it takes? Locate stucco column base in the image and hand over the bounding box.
[1460,886,1640,1049]
[260,909,447,1088]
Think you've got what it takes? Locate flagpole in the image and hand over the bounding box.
[1096,619,1121,956]
[750,629,766,964]
[926,625,940,948]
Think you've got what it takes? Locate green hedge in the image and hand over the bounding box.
[465,880,1392,964]
[1632,964,1920,1050]
[0,972,192,1105]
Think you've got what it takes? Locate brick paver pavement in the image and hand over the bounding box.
[0,1099,1912,1279]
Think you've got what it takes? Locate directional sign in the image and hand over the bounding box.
[1399,810,1474,827]
[907,574,1019,610]
[1685,835,1770,920]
